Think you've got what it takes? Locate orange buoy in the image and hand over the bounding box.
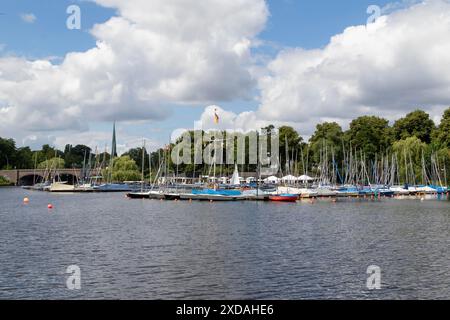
[23,197,30,203]
[47,204,53,209]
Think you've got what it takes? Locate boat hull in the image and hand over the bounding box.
[164,193,181,200]
[49,182,75,192]
[269,195,298,202]
[127,192,150,199]
[179,194,246,201]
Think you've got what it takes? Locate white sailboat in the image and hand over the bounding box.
[49,181,75,192]
[230,164,240,186]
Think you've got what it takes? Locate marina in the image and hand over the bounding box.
[3,117,448,300]
[13,126,449,203]
[17,171,450,202]
[1,0,450,303]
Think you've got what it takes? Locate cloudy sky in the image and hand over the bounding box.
[1,0,450,153]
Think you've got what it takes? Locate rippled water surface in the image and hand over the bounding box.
[0,187,449,299]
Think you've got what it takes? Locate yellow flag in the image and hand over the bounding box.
[214,109,219,124]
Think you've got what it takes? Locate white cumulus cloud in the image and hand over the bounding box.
[0,0,268,143]
[20,13,37,24]
[4,0,450,147]
[215,0,450,137]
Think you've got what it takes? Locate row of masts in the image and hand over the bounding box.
[150,136,448,189]
[303,143,448,188]
[30,132,448,189]
[31,143,115,186]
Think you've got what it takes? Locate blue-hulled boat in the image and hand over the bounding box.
[93,183,134,192]
[192,189,242,196]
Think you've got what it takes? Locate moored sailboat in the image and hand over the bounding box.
[269,194,298,202]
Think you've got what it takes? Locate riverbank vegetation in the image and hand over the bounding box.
[1,108,449,184]
[0,176,12,186]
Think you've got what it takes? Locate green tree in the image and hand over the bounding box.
[393,110,435,143]
[309,122,344,164]
[279,126,303,172]
[345,116,393,160]
[0,176,12,186]
[435,148,450,186]
[35,144,63,164]
[15,147,34,169]
[0,137,16,169]
[103,156,140,182]
[392,137,427,184]
[95,151,111,166]
[123,147,149,172]
[433,107,450,149]
[64,144,92,168]
[262,124,275,138]
[37,157,65,170]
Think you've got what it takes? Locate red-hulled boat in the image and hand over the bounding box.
[269,194,298,202]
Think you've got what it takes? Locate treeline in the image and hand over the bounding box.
[1,108,450,183]
[146,108,450,184]
[0,142,109,171]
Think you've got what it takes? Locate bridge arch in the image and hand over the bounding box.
[18,174,45,186]
[0,169,82,185]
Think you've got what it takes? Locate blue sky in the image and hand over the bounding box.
[0,0,114,59]
[263,0,394,48]
[2,0,446,152]
[1,0,395,56]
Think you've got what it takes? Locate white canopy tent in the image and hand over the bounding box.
[246,177,256,184]
[264,176,280,184]
[282,175,298,182]
[298,175,314,182]
[219,177,228,184]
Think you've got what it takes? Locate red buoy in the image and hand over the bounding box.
[47,204,53,209]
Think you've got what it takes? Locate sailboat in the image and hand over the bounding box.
[180,162,246,201]
[127,142,168,199]
[48,153,76,192]
[269,194,298,202]
[94,122,133,192]
[127,140,151,199]
[270,136,299,202]
[230,163,241,186]
[49,180,76,192]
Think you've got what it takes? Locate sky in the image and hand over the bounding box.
[1,0,449,154]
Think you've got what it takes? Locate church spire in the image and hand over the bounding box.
[111,121,117,157]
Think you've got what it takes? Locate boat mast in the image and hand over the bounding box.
[149,152,152,188]
[110,121,117,183]
[141,139,146,192]
[213,136,216,190]
[33,152,38,185]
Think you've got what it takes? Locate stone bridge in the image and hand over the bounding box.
[0,169,82,186]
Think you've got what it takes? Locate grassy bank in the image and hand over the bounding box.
[0,176,13,186]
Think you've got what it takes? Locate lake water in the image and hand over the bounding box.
[0,187,449,299]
